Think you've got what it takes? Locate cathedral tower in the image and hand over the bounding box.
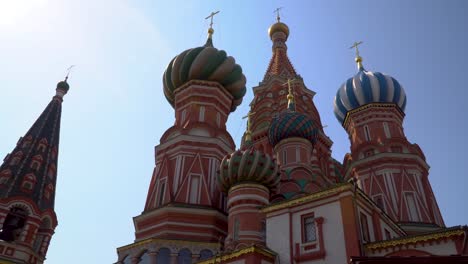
[0,79,70,263]
[116,16,247,263]
[334,44,444,234]
[246,16,343,202]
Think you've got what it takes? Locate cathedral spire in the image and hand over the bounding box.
[0,78,70,261]
[264,11,297,81]
[0,79,70,210]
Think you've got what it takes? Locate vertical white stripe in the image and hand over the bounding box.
[353,75,366,105]
[398,85,406,106]
[339,85,353,109]
[384,75,395,102]
[367,72,380,101]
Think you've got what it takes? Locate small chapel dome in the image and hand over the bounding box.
[218,148,280,193]
[333,52,407,124]
[162,34,247,112]
[268,21,289,40]
[268,111,318,147]
[56,79,70,92]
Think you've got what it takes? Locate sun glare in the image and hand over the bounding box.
[0,0,46,27]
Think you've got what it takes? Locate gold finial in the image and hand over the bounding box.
[350,41,364,70]
[205,11,220,39]
[274,7,283,23]
[283,78,298,110]
[242,111,256,142]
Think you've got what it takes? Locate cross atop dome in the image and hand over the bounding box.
[350,41,364,70]
[205,10,219,41]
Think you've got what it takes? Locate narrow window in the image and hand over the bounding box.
[405,192,420,222]
[189,175,200,204]
[383,122,391,138]
[233,218,240,241]
[157,180,166,206]
[303,216,317,242]
[384,229,392,240]
[364,125,371,141]
[360,212,370,243]
[296,147,301,162]
[199,106,205,122]
[282,150,287,164]
[181,109,187,124]
[373,195,385,210]
[216,112,221,128]
[178,249,192,264]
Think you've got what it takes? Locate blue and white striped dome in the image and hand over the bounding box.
[333,68,407,124]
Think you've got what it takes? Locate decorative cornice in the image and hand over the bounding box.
[196,245,276,264]
[117,237,220,252]
[262,183,352,213]
[343,103,405,128]
[365,227,466,250]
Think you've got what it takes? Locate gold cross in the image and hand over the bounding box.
[205,11,220,29]
[283,78,299,96]
[350,41,363,57]
[273,7,283,22]
[242,111,256,132]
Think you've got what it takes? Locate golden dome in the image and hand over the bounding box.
[268,22,289,40]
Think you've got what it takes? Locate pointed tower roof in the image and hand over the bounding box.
[0,79,70,211]
[263,16,298,81]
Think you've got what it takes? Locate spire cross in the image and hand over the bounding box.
[205,11,220,29]
[283,78,298,97]
[242,111,256,132]
[283,78,299,110]
[65,65,75,81]
[350,41,363,58]
[274,7,283,22]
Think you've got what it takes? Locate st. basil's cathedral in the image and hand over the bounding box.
[1,12,467,264]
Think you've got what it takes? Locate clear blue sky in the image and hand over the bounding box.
[0,0,467,263]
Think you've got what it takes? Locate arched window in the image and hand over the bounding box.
[0,207,28,242]
[199,249,213,261]
[31,155,43,171]
[363,125,371,141]
[139,251,150,264]
[233,218,240,241]
[216,112,221,128]
[37,138,48,153]
[383,122,391,138]
[44,184,54,200]
[181,109,187,124]
[199,106,205,122]
[47,164,56,179]
[51,147,58,160]
[22,136,33,148]
[21,173,37,192]
[156,248,171,263]
[0,170,12,185]
[9,151,23,166]
[178,248,192,264]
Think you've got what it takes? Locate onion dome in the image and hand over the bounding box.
[333,49,407,124]
[162,32,247,112]
[268,80,318,147]
[268,21,289,40]
[218,148,280,193]
[268,111,318,147]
